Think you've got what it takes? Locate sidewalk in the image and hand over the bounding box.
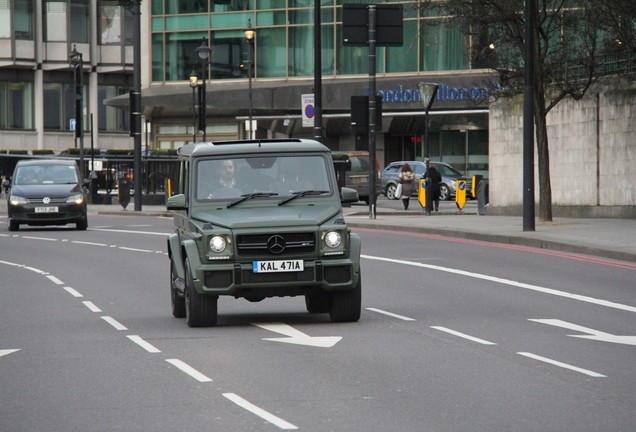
[3,198,635,263]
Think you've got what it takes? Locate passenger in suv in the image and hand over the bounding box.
[166,139,362,327]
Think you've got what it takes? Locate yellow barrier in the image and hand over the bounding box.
[455,179,466,210]
[418,178,427,208]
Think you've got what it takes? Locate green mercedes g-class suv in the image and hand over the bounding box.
[167,139,362,327]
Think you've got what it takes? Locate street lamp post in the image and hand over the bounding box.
[195,38,211,142]
[418,82,439,161]
[244,19,255,139]
[189,71,198,142]
[69,45,85,184]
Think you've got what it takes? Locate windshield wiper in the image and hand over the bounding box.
[227,192,278,208]
[277,190,329,206]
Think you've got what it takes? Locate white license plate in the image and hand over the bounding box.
[252,259,304,273]
[351,176,367,184]
[35,206,59,213]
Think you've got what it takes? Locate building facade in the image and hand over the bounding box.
[1,0,494,178]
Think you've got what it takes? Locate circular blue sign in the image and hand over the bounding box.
[304,104,315,119]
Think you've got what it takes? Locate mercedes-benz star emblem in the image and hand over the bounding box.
[43,197,51,204]
[267,235,286,254]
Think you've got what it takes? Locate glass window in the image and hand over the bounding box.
[385,20,417,73]
[43,82,84,132]
[0,81,33,129]
[336,26,368,75]
[99,1,122,44]
[421,19,468,71]
[70,1,89,43]
[212,0,252,12]
[167,0,208,14]
[288,26,313,76]
[98,85,130,132]
[257,28,286,77]
[15,0,34,40]
[152,33,165,81]
[165,32,208,81]
[257,0,285,9]
[212,31,244,79]
[0,0,9,38]
[44,0,67,42]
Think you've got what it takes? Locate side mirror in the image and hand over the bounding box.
[340,187,359,204]
[166,193,187,210]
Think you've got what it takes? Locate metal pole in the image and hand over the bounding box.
[201,64,207,142]
[523,0,535,231]
[248,38,253,139]
[313,0,323,143]
[131,0,142,211]
[367,5,377,220]
[77,54,85,184]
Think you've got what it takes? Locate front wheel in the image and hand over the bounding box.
[330,275,361,322]
[8,219,19,231]
[170,261,186,318]
[305,292,332,314]
[184,259,218,327]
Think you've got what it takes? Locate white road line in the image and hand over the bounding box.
[24,266,46,274]
[362,255,636,313]
[46,275,64,285]
[71,240,108,247]
[118,246,155,253]
[431,326,497,345]
[101,316,128,331]
[223,393,298,430]
[82,301,102,313]
[90,228,171,236]
[21,236,57,241]
[165,359,212,382]
[63,286,83,297]
[366,307,416,321]
[517,352,606,377]
[127,335,161,353]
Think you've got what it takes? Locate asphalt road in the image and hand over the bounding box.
[1,214,635,431]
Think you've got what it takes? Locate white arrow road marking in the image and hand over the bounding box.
[253,323,342,348]
[530,319,636,346]
[0,349,20,358]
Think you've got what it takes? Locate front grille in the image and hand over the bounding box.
[237,232,315,257]
[26,197,67,204]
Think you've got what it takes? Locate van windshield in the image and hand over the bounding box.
[14,164,78,185]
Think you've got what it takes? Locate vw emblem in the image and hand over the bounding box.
[267,235,286,254]
[43,197,51,204]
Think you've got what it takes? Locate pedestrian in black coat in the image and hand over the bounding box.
[425,164,442,215]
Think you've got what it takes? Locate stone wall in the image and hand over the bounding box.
[489,77,636,218]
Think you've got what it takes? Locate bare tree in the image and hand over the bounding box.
[423,0,634,221]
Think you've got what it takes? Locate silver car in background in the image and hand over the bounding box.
[379,160,470,201]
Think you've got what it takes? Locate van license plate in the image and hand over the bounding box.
[35,206,59,213]
[252,260,304,273]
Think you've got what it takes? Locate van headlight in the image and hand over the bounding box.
[209,235,227,253]
[324,231,342,248]
[9,195,27,206]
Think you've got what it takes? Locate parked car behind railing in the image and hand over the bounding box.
[379,160,471,201]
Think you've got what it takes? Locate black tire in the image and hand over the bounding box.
[76,216,88,230]
[305,292,332,314]
[170,261,186,318]
[184,259,218,327]
[330,274,361,322]
[8,219,19,231]
[440,184,451,201]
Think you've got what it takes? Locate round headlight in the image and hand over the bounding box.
[209,235,227,253]
[324,231,342,248]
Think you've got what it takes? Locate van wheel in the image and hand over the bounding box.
[330,275,361,322]
[8,219,19,231]
[184,259,218,327]
[76,217,88,230]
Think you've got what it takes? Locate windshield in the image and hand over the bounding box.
[14,164,78,185]
[436,164,463,178]
[195,154,333,202]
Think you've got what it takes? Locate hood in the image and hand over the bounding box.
[191,204,340,229]
[11,184,81,199]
